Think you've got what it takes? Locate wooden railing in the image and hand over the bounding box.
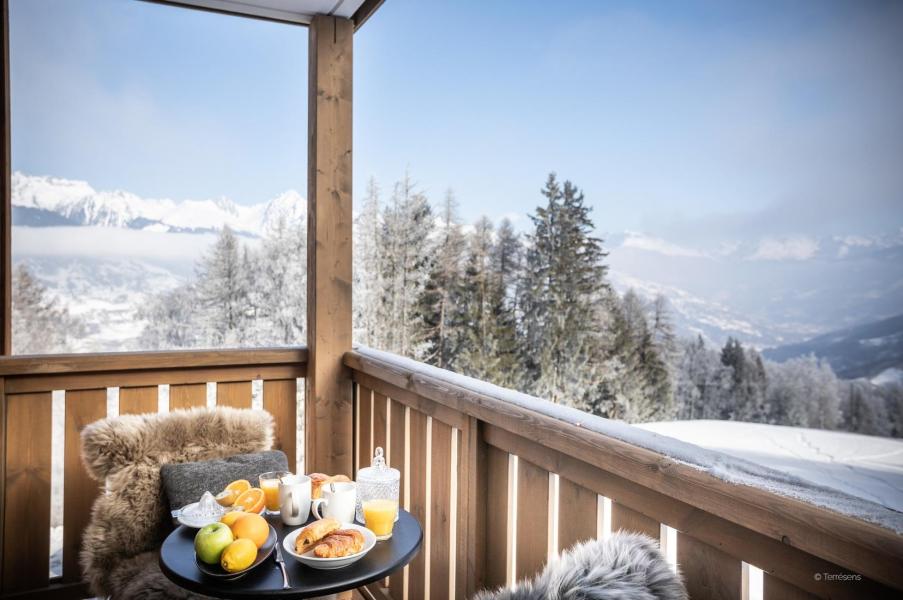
[346,347,903,600]
[0,347,307,599]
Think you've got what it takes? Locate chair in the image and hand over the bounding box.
[79,407,274,599]
[474,532,687,600]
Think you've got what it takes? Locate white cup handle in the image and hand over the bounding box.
[311,498,327,520]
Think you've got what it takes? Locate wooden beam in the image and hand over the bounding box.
[1,0,10,356]
[306,14,353,476]
[352,0,385,31]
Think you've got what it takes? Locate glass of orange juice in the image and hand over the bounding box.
[259,471,291,515]
[363,498,398,540]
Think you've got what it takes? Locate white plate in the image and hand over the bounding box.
[282,523,376,570]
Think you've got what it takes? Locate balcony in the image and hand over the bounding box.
[0,345,901,599]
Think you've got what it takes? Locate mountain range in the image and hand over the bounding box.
[11,172,903,374]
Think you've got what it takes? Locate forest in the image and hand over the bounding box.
[13,172,902,437]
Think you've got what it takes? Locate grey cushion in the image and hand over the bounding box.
[160,450,289,511]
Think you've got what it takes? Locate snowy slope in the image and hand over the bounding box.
[638,420,903,514]
[12,172,304,236]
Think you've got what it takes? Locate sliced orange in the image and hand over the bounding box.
[233,487,265,514]
[216,479,251,507]
[220,510,246,527]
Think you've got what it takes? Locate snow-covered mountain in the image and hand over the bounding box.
[12,172,304,236]
[606,230,903,349]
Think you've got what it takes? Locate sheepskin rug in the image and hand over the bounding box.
[79,407,274,599]
[475,532,687,600]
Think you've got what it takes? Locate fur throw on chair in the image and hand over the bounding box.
[475,532,687,600]
[80,407,274,599]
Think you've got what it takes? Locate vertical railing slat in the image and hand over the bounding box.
[407,410,428,599]
[216,381,252,408]
[429,420,453,600]
[118,385,157,415]
[611,502,660,539]
[484,445,509,590]
[169,383,206,410]
[2,392,52,593]
[388,400,407,600]
[62,389,105,582]
[557,477,597,552]
[372,391,387,455]
[764,573,818,600]
[263,379,297,473]
[357,385,373,475]
[516,457,549,581]
[678,533,743,600]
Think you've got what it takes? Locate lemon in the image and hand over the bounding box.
[220,510,246,527]
[220,538,257,573]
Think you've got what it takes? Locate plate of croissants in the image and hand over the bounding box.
[282,518,376,570]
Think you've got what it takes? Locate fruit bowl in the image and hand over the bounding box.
[282,523,376,570]
[194,524,277,580]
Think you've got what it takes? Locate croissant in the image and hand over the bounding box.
[310,473,352,499]
[295,518,341,554]
[313,529,365,558]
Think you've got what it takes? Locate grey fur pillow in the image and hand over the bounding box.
[160,450,289,511]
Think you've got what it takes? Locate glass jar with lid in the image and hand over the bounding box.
[356,447,400,540]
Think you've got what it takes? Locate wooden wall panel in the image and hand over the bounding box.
[372,391,387,457]
[263,379,297,473]
[407,410,428,600]
[678,534,742,600]
[216,381,252,408]
[516,457,549,581]
[305,14,353,476]
[2,392,52,593]
[557,477,597,552]
[62,389,105,582]
[169,383,206,410]
[118,385,157,415]
[357,385,372,475]
[387,400,406,600]
[430,420,453,600]
[484,445,509,590]
[611,502,660,539]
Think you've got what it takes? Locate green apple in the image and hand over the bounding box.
[194,523,234,564]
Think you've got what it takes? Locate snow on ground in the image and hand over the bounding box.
[637,420,903,514]
[354,346,903,533]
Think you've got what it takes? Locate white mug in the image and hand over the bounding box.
[279,474,312,526]
[311,481,356,523]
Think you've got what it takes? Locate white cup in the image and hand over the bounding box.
[279,474,312,526]
[311,481,356,523]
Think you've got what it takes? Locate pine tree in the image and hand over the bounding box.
[520,173,609,409]
[12,264,84,354]
[417,189,466,368]
[257,214,306,345]
[380,172,433,357]
[486,218,521,389]
[138,284,202,349]
[353,177,384,347]
[196,225,251,347]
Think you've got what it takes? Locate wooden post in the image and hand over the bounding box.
[1,0,10,355]
[306,14,353,476]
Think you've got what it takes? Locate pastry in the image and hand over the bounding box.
[313,529,365,558]
[310,473,352,499]
[295,518,341,554]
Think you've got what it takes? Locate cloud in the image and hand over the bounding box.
[622,231,707,258]
[749,237,819,261]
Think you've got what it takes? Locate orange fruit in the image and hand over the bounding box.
[216,479,251,507]
[220,538,257,573]
[233,487,265,514]
[220,511,246,527]
[230,512,269,548]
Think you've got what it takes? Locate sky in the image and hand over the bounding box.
[10,0,903,245]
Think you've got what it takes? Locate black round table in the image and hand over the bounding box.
[160,511,422,598]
